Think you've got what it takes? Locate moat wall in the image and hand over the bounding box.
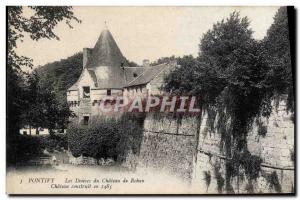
[129,99,294,194]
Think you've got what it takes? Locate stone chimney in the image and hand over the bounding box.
[143,59,150,68]
[83,48,93,69]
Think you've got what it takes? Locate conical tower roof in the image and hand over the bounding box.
[87,29,125,68]
[86,29,126,89]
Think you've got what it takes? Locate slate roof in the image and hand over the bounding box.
[87,29,126,68]
[124,67,145,83]
[125,63,169,87]
[87,67,125,89]
[68,63,175,91]
[84,29,127,89]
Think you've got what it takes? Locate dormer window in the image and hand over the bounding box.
[83,86,90,98]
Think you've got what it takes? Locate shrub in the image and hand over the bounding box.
[7,133,68,165]
[7,135,43,165]
[39,134,68,152]
[67,114,144,161]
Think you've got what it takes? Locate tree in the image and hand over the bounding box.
[164,55,224,106]
[7,6,79,134]
[8,6,80,71]
[200,13,272,191]
[7,6,80,164]
[164,11,292,192]
[263,7,294,113]
[20,72,43,135]
[25,73,74,136]
[150,56,176,66]
[35,52,83,105]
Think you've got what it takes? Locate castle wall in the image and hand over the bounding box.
[77,69,95,99]
[193,99,294,194]
[67,90,79,102]
[129,99,294,194]
[137,115,197,180]
[124,85,148,99]
[70,88,123,121]
[91,89,122,102]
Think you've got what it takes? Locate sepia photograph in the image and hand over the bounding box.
[6,6,295,195]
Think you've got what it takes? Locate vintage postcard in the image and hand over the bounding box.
[6,6,295,195]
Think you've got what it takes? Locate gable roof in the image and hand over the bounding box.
[124,67,145,83]
[67,68,95,91]
[126,63,170,87]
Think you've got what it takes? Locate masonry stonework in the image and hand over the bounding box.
[129,98,294,194]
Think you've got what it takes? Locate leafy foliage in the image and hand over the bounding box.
[35,52,83,104]
[7,6,79,165]
[150,56,176,66]
[8,6,80,71]
[20,71,74,135]
[257,121,268,137]
[263,7,294,113]
[264,171,282,193]
[7,134,68,165]
[227,150,262,181]
[39,134,68,152]
[164,9,293,192]
[67,114,144,161]
[214,163,225,193]
[8,135,44,164]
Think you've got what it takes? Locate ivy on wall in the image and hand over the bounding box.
[164,8,293,193]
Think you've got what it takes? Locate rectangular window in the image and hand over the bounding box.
[83,116,89,125]
[83,86,90,98]
[92,100,97,106]
[107,89,111,96]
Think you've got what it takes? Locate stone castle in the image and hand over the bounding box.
[67,28,177,123]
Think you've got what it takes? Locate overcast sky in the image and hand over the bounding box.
[15,6,279,67]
